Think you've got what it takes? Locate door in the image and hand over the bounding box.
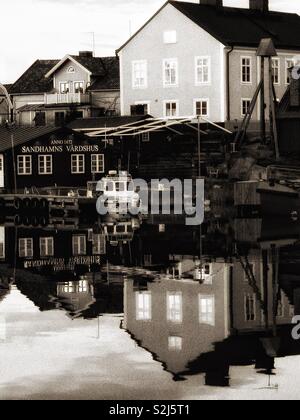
[0,155,4,188]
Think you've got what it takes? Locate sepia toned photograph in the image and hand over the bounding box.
[1,0,300,405]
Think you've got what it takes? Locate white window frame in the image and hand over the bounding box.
[241,98,251,117]
[194,98,210,118]
[272,58,280,85]
[163,100,179,118]
[199,294,215,326]
[168,336,182,351]
[136,291,152,321]
[92,234,106,255]
[163,30,177,44]
[19,238,33,258]
[17,155,32,176]
[163,58,178,87]
[38,155,53,175]
[67,66,75,74]
[71,154,85,174]
[59,81,70,94]
[91,154,105,174]
[134,101,151,115]
[167,291,183,323]
[72,234,87,256]
[74,81,85,94]
[132,60,148,89]
[195,56,211,85]
[40,237,54,257]
[241,56,252,84]
[285,58,295,85]
[244,293,256,322]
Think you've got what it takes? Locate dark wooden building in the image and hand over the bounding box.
[277,74,300,156]
[0,126,108,192]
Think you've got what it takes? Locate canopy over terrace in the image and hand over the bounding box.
[68,115,232,138]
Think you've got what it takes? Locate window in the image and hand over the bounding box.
[34,111,46,127]
[194,99,209,117]
[136,291,152,321]
[55,112,65,127]
[272,58,280,85]
[199,295,215,326]
[286,59,295,84]
[40,237,54,257]
[241,57,252,84]
[134,102,150,115]
[93,234,106,255]
[38,155,52,175]
[19,238,33,258]
[141,132,150,142]
[67,66,75,73]
[74,82,84,94]
[245,294,256,322]
[241,99,251,117]
[163,59,178,87]
[64,282,75,293]
[17,155,32,175]
[167,292,183,323]
[168,336,182,351]
[60,82,69,94]
[78,280,88,293]
[71,154,85,174]
[91,154,104,174]
[164,100,178,117]
[72,235,86,256]
[132,60,147,89]
[195,57,211,85]
[163,30,177,44]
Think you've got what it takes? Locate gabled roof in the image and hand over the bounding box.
[0,126,78,152]
[9,60,59,95]
[117,1,300,52]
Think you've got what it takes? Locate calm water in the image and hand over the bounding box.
[1,213,300,400]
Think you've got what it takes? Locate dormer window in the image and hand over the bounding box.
[67,66,75,73]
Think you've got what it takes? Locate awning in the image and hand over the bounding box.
[73,117,232,138]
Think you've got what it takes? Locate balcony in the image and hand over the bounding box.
[45,92,90,105]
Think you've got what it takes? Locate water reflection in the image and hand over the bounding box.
[1,212,300,398]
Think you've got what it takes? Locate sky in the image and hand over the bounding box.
[0,0,300,84]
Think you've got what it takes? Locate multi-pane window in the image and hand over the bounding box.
[286,59,295,84]
[163,59,178,87]
[241,57,252,84]
[141,132,150,142]
[272,58,280,85]
[17,155,32,175]
[38,155,52,175]
[194,99,209,117]
[136,291,152,321]
[40,237,54,257]
[78,280,88,293]
[64,282,75,293]
[195,57,210,84]
[164,101,178,117]
[132,60,147,89]
[72,235,87,256]
[199,295,215,326]
[74,82,84,93]
[19,238,33,258]
[91,154,105,174]
[71,154,85,174]
[168,336,182,351]
[245,294,256,322]
[167,292,183,323]
[60,82,69,94]
[93,234,106,255]
[241,99,251,116]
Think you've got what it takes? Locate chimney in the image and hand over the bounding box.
[249,0,269,13]
[79,51,94,58]
[200,0,223,7]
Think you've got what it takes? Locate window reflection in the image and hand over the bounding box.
[136,291,152,321]
[167,292,183,323]
[168,336,182,351]
[199,295,215,326]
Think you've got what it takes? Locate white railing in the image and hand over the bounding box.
[45,92,90,105]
